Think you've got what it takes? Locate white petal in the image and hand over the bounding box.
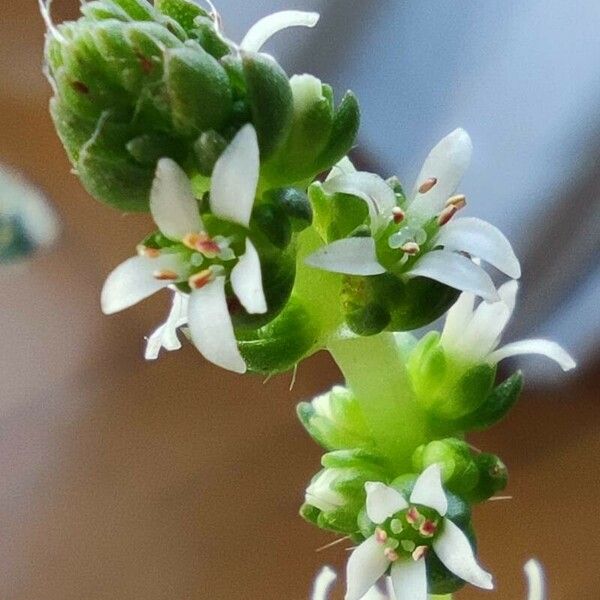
[390,559,427,600]
[433,519,493,590]
[440,292,476,349]
[409,128,473,220]
[487,339,576,371]
[497,279,519,317]
[407,250,499,302]
[305,238,386,276]
[365,482,408,524]
[434,217,521,279]
[101,254,183,315]
[312,566,337,600]
[524,559,546,600]
[345,536,390,600]
[451,299,512,362]
[240,11,320,53]
[210,125,259,228]
[187,277,246,373]
[230,239,267,314]
[144,292,189,360]
[409,464,448,516]
[323,173,396,232]
[326,156,357,181]
[150,159,202,241]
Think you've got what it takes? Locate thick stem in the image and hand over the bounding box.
[328,332,429,472]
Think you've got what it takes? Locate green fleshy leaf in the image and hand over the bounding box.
[155,0,208,31]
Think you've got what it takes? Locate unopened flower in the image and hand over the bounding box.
[440,280,576,371]
[306,130,521,302]
[345,464,492,600]
[101,125,266,373]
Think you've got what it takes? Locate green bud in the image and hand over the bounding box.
[241,52,294,160]
[297,385,373,452]
[469,453,508,502]
[412,439,480,499]
[236,298,319,375]
[263,187,313,233]
[341,274,460,337]
[155,0,208,32]
[301,450,388,536]
[408,332,497,421]
[263,75,360,186]
[164,42,233,136]
[193,130,228,176]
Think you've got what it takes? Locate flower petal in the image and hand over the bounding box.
[365,482,408,524]
[240,11,320,53]
[210,124,259,228]
[150,158,202,241]
[440,292,476,349]
[409,128,473,220]
[434,217,521,279]
[345,536,390,600]
[487,339,576,371]
[187,277,246,373]
[390,559,427,600]
[230,239,267,314]
[323,172,397,232]
[145,292,189,360]
[101,254,184,315]
[433,519,493,590]
[326,156,357,181]
[409,464,448,516]
[312,566,337,600]
[305,238,386,276]
[524,559,545,600]
[407,250,499,302]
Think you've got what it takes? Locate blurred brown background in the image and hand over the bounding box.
[1,2,599,599]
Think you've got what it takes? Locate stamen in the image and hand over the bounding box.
[418,177,437,194]
[384,548,399,562]
[400,242,420,255]
[392,207,405,224]
[446,194,467,210]
[400,540,416,552]
[188,269,214,290]
[183,232,222,258]
[390,518,404,535]
[412,545,428,561]
[375,528,388,544]
[153,270,179,281]
[406,507,423,528]
[419,519,438,538]
[137,245,160,258]
[437,205,458,226]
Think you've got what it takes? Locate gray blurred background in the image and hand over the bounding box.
[0,1,598,599]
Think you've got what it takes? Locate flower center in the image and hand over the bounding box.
[375,504,441,563]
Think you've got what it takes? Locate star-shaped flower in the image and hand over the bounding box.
[306,130,521,303]
[440,280,576,371]
[345,464,492,600]
[101,125,266,373]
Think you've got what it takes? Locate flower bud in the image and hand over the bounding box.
[302,450,388,536]
[341,274,459,337]
[469,453,508,502]
[297,386,372,451]
[262,75,360,187]
[236,298,319,374]
[407,332,497,421]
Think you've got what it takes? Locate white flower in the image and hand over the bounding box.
[101,125,267,374]
[311,558,545,600]
[306,130,522,303]
[440,280,576,371]
[345,464,492,600]
[305,469,347,513]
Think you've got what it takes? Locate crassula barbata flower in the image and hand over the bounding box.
[41,0,358,211]
[102,125,275,373]
[306,129,521,335]
[408,280,576,421]
[346,465,492,600]
[312,559,545,600]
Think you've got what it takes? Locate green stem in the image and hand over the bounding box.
[328,332,429,472]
